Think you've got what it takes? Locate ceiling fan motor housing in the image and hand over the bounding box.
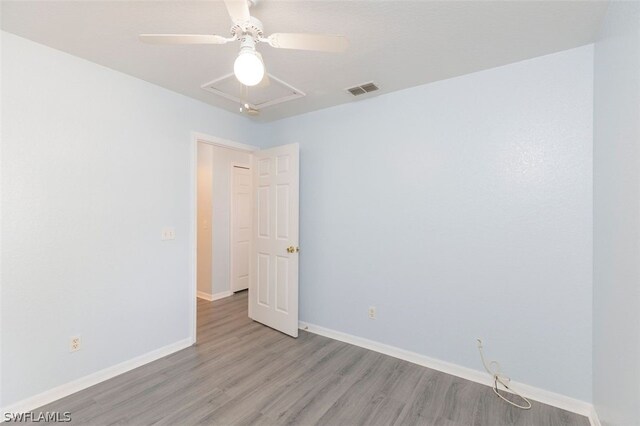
[231,16,264,41]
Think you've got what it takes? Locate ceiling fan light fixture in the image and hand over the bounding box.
[234,49,265,87]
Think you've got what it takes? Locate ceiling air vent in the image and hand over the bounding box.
[347,82,379,96]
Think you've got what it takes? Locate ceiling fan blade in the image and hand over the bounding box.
[224,0,250,24]
[267,33,348,52]
[139,34,229,45]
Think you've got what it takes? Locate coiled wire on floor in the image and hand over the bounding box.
[477,339,532,410]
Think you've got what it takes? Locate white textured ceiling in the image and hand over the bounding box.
[1,0,608,122]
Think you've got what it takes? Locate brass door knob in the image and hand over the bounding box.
[286,246,299,254]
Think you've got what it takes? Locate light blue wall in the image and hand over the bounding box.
[1,32,259,407]
[261,46,594,401]
[593,2,640,425]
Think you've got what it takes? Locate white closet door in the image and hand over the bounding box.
[231,165,252,292]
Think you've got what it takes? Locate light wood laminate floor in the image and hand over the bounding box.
[34,291,589,425]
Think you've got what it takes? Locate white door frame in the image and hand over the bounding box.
[190,131,258,344]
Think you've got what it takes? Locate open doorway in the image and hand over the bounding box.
[196,139,252,298]
[193,134,257,343]
[191,133,301,343]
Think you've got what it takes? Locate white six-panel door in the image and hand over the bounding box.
[231,165,252,292]
[249,143,299,337]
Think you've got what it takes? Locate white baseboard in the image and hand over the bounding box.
[197,290,233,301]
[299,321,600,426]
[212,291,234,301]
[1,338,193,417]
[589,406,602,426]
[197,291,214,301]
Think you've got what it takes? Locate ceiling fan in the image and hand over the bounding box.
[140,0,348,87]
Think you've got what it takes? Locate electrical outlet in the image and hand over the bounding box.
[70,336,81,352]
[161,227,176,241]
[368,306,377,319]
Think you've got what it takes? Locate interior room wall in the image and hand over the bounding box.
[261,45,594,402]
[592,2,640,425]
[0,32,259,408]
